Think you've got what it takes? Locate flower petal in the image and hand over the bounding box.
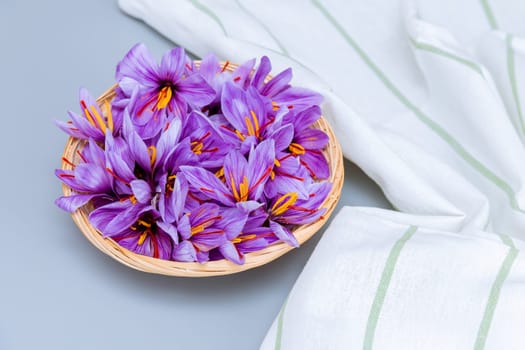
[54,194,99,213]
[130,179,152,204]
[261,68,292,97]
[219,241,245,265]
[269,220,299,247]
[247,139,275,200]
[172,240,197,262]
[300,150,330,179]
[156,220,179,244]
[179,166,234,206]
[268,124,294,151]
[295,128,329,150]
[176,73,216,107]
[159,47,186,82]
[116,43,159,87]
[252,56,272,90]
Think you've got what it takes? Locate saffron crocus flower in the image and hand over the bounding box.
[248,56,324,114]
[180,111,229,169]
[180,139,275,206]
[267,181,332,247]
[284,106,330,179]
[111,214,174,260]
[56,88,120,143]
[55,140,115,212]
[219,82,274,151]
[217,209,278,264]
[187,54,255,110]
[114,44,215,139]
[173,203,248,263]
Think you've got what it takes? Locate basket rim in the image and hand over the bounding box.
[60,62,344,277]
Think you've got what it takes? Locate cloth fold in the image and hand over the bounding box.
[118,0,525,348]
[260,207,524,350]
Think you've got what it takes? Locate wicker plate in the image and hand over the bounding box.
[60,64,344,277]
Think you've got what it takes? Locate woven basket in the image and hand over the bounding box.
[61,63,344,277]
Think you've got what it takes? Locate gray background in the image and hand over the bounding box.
[0,1,391,349]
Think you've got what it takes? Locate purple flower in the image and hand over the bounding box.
[180,139,275,206]
[219,82,275,151]
[111,214,174,260]
[267,181,332,247]
[173,203,248,263]
[284,106,330,179]
[248,56,324,114]
[56,44,332,264]
[56,88,120,143]
[114,44,215,138]
[55,140,115,212]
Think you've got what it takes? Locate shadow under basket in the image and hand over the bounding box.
[61,66,344,277]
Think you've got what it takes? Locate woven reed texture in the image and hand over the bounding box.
[61,63,344,277]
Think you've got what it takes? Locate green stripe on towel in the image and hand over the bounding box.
[363,226,418,350]
[312,0,523,213]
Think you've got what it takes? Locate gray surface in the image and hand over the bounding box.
[0,1,391,349]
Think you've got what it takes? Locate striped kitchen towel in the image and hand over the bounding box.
[118,0,525,348]
[260,207,525,349]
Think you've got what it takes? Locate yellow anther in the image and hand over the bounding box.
[271,192,298,216]
[83,108,97,127]
[235,130,246,141]
[104,100,114,132]
[274,159,281,167]
[250,110,260,137]
[148,146,157,167]
[156,86,172,110]
[239,176,249,202]
[271,101,280,111]
[191,141,203,155]
[231,234,257,244]
[138,231,148,245]
[90,105,107,134]
[138,220,152,228]
[244,116,256,137]
[289,143,306,155]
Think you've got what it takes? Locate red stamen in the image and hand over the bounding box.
[62,157,76,168]
[137,94,158,117]
[195,131,211,143]
[289,205,316,213]
[80,100,88,110]
[152,235,159,258]
[188,191,204,204]
[198,229,225,235]
[201,147,218,153]
[185,63,193,71]
[278,153,294,162]
[249,166,273,192]
[300,159,317,179]
[277,169,304,181]
[59,173,75,178]
[199,187,215,193]
[220,124,236,133]
[105,167,129,184]
[76,151,87,163]
[164,121,171,132]
[69,127,80,131]
[233,76,241,82]
[287,105,294,109]
[221,61,230,72]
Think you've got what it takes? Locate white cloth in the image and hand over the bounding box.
[118,0,525,348]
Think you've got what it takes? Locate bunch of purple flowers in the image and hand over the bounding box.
[55,44,331,264]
